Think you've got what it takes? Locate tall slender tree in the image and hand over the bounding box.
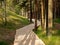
[45,0,49,36]
[4,0,7,25]
[0,0,4,23]
[34,0,38,30]
[41,0,45,29]
[48,0,53,36]
[0,0,7,25]
[45,0,53,36]
[30,0,33,22]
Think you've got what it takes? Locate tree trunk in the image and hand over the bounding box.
[4,0,7,25]
[30,0,33,22]
[34,0,38,30]
[48,0,53,34]
[53,0,56,26]
[45,0,48,36]
[0,1,4,23]
[45,0,53,36]
[41,0,45,29]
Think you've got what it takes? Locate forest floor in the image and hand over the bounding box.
[54,23,60,30]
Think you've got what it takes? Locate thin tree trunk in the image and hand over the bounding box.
[45,0,48,36]
[30,0,33,22]
[41,0,45,29]
[4,0,7,25]
[53,0,55,26]
[45,0,53,36]
[1,1,4,23]
[54,1,56,19]
[48,0,53,31]
[34,0,38,30]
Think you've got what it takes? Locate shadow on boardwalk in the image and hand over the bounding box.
[17,31,36,45]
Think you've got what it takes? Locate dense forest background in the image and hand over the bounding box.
[0,0,60,45]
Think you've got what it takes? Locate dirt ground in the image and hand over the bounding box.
[0,28,16,45]
[54,23,60,30]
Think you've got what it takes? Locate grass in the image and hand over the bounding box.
[34,27,60,45]
[0,10,30,30]
[54,18,60,23]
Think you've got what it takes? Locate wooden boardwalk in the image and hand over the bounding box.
[13,20,45,45]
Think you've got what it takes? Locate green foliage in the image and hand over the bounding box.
[54,18,60,23]
[0,41,8,45]
[20,0,27,7]
[20,0,28,9]
[0,10,29,30]
[12,0,19,6]
[0,0,4,2]
[34,27,60,45]
[15,4,21,14]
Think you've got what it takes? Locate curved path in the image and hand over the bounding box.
[13,20,45,45]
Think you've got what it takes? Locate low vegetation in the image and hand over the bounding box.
[0,11,30,45]
[54,18,60,23]
[34,26,60,45]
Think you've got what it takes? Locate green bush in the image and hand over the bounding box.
[0,41,8,45]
